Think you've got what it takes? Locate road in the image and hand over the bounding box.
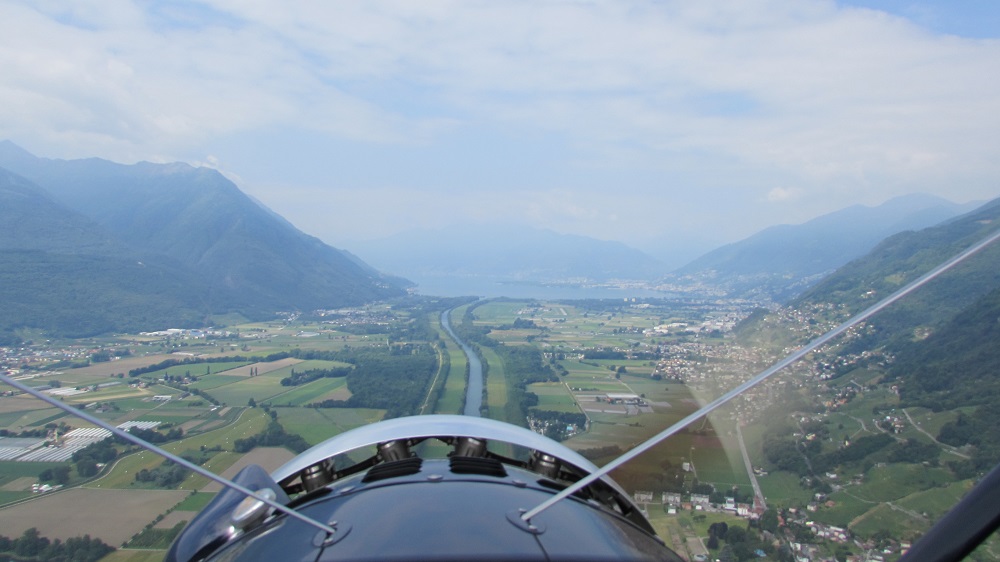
[735,423,767,510]
[901,408,970,459]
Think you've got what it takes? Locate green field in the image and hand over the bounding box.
[97,549,166,562]
[433,336,467,415]
[0,407,70,430]
[809,463,959,534]
[894,479,970,520]
[208,376,289,406]
[0,460,66,488]
[276,407,385,445]
[468,301,528,323]
[813,490,873,527]
[481,347,509,422]
[188,375,243,391]
[262,377,347,407]
[849,463,952,503]
[179,451,244,490]
[172,491,216,511]
[756,470,815,508]
[142,361,251,380]
[527,382,579,413]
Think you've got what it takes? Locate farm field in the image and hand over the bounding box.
[0,488,188,545]
[526,382,579,413]
[0,403,67,430]
[756,470,816,507]
[101,549,167,562]
[57,355,178,378]
[145,360,252,380]
[276,407,385,445]
[262,377,348,407]
[480,347,509,422]
[200,447,295,492]
[432,334,467,415]
[90,408,269,489]
[207,375,289,406]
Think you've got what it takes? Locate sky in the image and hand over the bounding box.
[1,0,999,263]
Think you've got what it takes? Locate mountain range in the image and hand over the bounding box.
[664,194,979,301]
[0,141,406,338]
[0,139,988,338]
[752,195,1000,474]
[349,194,975,300]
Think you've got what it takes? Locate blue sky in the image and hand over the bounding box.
[1,0,998,263]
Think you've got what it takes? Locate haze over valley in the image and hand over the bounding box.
[2,1,1000,561]
[2,141,1000,560]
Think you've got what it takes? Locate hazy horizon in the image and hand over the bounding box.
[2,1,999,260]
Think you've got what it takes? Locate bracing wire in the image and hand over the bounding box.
[0,374,338,536]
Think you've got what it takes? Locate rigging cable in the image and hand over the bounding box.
[0,373,338,536]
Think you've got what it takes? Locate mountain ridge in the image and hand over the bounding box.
[0,142,407,336]
[665,193,979,301]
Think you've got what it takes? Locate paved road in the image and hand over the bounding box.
[736,423,767,510]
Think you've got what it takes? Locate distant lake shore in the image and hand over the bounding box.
[409,275,674,300]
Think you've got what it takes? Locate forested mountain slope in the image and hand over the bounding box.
[0,142,408,338]
[796,197,1000,348]
[0,142,406,318]
[0,168,225,338]
[752,197,1000,476]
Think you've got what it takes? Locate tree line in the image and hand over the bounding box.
[0,528,114,562]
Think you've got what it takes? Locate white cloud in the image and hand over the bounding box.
[767,187,802,202]
[0,0,997,244]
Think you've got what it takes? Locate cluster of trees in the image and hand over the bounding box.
[936,403,1000,477]
[493,344,558,425]
[498,318,537,330]
[280,366,350,387]
[306,399,348,409]
[763,432,894,476]
[71,440,118,477]
[812,434,893,473]
[135,460,189,488]
[528,410,586,427]
[0,528,114,562]
[38,466,71,485]
[886,438,940,464]
[228,345,438,417]
[705,521,776,562]
[577,444,624,462]
[122,426,182,444]
[234,417,309,454]
[528,410,587,442]
[388,313,438,343]
[337,345,438,417]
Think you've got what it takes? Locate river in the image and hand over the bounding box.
[440,309,483,417]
